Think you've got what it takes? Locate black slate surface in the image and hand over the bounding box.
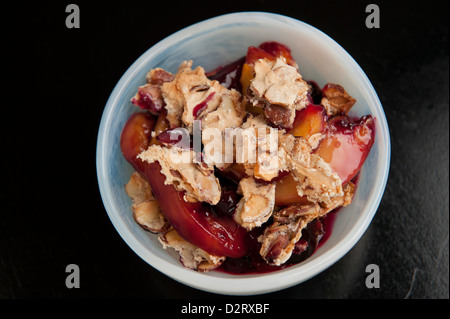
[2,0,448,300]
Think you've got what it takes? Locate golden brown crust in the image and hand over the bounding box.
[321,83,356,116]
[159,228,225,272]
[137,145,221,205]
[234,176,276,230]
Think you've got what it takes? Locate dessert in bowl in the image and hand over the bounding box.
[97,12,390,295]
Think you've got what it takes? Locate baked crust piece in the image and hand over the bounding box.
[125,171,169,233]
[137,145,222,205]
[234,176,276,230]
[161,60,243,133]
[248,57,310,128]
[321,83,356,116]
[279,133,344,207]
[159,228,225,272]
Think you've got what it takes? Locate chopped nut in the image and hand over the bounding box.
[146,68,174,85]
[258,203,320,266]
[307,132,324,149]
[201,93,245,132]
[159,228,225,272]
[125,171,155,203]
[321,83,356,116]
[319,180,356,215]
[234,176,275,230]
[343,181,356,206]
[263,103,295,129]
[132,200,169,233]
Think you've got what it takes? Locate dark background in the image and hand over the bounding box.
[2,0,448,300]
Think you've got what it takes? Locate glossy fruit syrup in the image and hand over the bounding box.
[215,211,337,275]
[212,171,360,275]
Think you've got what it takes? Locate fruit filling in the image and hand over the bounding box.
[120,42,376,274]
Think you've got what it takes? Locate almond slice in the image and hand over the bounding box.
[132,200,169,234]
[234,176,275,230]
[159,228,225,272]
[125,171,155,204]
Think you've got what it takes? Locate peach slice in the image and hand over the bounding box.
[143,162,248,258]
[316,115,375,185]
[240,63,254,95]
[289,103,327,140]
[275,173,311,206]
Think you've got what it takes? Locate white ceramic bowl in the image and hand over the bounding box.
[96,12,390,295]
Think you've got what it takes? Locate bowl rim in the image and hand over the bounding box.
[96,11,391,295]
